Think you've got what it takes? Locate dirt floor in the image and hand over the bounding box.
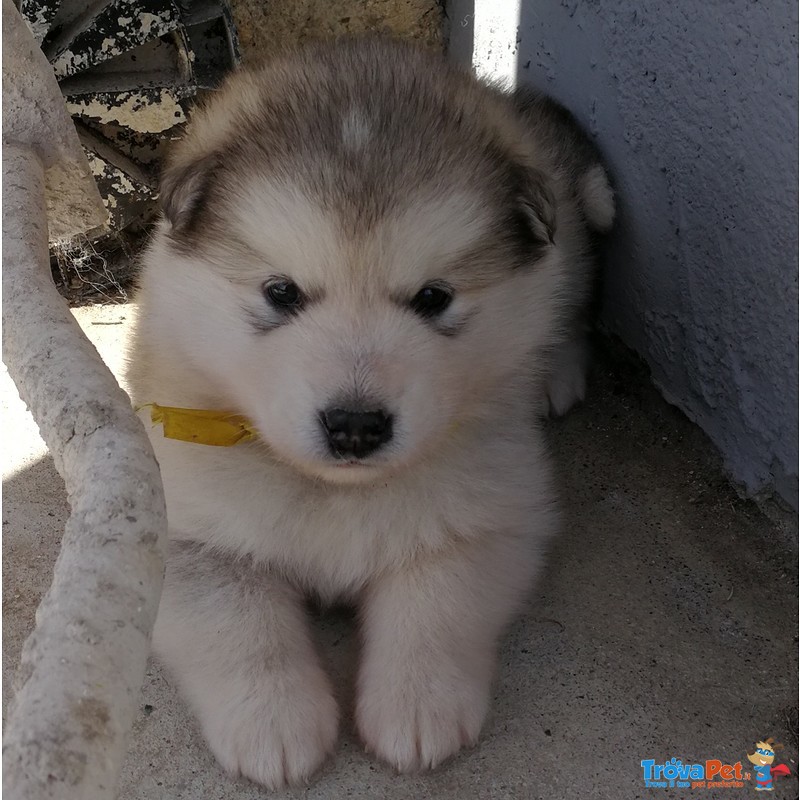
[3,304,797,799]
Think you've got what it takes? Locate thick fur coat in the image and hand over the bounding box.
[127,38,614,788]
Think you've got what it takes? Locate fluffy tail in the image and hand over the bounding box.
[579,163,615,234]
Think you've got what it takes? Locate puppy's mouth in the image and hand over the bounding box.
[327,451,391,471]
[324,448,396,474]
[305,457,391,485]
[327,450,389,468]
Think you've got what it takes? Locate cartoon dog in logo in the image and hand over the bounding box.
[746,738,791,791]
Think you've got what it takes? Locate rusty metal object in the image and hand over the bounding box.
[20,0,239,234]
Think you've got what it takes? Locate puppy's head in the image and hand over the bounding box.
[149,40,565,483]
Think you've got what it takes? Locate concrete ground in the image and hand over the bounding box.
[3,303,798,799]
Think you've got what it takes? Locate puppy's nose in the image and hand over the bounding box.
[320,407,393,459]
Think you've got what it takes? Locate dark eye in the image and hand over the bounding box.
[263,278,303,310]
[410,283,453,318]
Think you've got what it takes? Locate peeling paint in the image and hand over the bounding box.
[67,90,188,133]
[19,0,57,43]
[26,0,239,240]
[51,0,180,79]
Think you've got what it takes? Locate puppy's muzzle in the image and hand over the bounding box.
[320,407,393,459]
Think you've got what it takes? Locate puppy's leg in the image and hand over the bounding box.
[541,333,589,417]
[356,533,536,772]
[153,540,338,789]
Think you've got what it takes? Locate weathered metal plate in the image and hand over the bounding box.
[58,34,190,94]
[23,0,239,261]
[50,0,181,78]
[85,147,157,230]
[65,86,193,132]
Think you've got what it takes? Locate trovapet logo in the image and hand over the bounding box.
[641,737,792,791]
[640,758,748,789]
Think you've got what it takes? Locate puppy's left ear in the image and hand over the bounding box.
[159,151,218,233]
[517,166,557,247]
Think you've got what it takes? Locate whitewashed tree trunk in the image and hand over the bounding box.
[2,145,167,799]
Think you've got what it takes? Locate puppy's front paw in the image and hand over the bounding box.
[542,359,586,417]
[197,663,338,789]
[541,336,588,417]
[356,660,490,772]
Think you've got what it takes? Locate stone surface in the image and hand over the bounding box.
[3,306,797,798]
[229,0,444,61]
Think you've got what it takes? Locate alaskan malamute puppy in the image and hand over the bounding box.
[128,38,613,788]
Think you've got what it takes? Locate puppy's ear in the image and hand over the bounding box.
[159,152,217,232]
[517,166,557,247]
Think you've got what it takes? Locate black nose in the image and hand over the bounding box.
[320,407,393,459]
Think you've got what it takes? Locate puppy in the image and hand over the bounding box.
[127,37,614,789]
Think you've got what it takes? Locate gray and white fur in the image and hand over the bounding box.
[127,37,614,788]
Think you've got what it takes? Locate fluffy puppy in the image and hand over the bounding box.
[127,37,614,789]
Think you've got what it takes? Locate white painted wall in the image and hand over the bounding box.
[448,0,798,509]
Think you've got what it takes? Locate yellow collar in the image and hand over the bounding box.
[140,403,258,447]
[141,403,463,448]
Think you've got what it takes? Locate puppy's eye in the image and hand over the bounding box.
[410,283,453,318]
[263,278,303,310]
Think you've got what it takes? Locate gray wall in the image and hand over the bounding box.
[450,1,798,508]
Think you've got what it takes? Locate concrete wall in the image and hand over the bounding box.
[449,0,798,508]
[229,0,444,59]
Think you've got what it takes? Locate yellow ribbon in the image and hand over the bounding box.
[140,404,462,448]
[139,403,258,447]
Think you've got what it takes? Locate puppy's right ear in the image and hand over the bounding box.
[159,153,217,232]
[517,166,557,247]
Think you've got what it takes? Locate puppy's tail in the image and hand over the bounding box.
[578,163,615,234]
[511,86,616,235]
